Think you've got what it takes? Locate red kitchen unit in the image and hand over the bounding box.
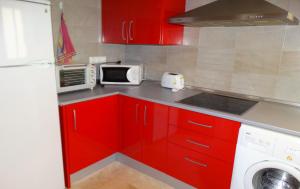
[168,124,238,163]
[102,0,185,45]
[59,95,120,188]
[168,107,241,142]
[60,95,240,188]
[167,107,241,188]
[167,143,233,189]
[119,96,143,161]
[120,96,169,172]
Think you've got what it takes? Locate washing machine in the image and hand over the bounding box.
[230,124,300,189]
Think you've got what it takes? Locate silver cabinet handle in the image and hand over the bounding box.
[184,157,208,168]
[129,20,133,40]
[135,104,139,123]
[73,109,77,130]
[188,120,213,129]
[144,105,147,125]
[186,139,210,149]
[121,21,126,41]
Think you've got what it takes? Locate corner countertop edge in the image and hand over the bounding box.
[58,81,300,137]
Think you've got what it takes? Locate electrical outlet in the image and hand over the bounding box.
[89,56,107,64]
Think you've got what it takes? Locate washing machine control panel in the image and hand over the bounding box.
[274,138,300,165]
[242,130,275,155]
[240,125,300,166]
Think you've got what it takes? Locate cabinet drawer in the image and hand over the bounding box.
[167,143,233,189]
[169,107,240,141]
[168,125,237,163]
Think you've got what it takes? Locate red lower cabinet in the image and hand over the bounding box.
[60,95,240,188]
[167,143,233,189]
[120,96,169,172]
[168,125,237,163]
[60,95,120,188]
[167,107,240,188]
[169,107,240,142]
[141,101,168,172]
[120,96,143,161]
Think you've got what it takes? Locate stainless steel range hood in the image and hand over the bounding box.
[169,0,299,27]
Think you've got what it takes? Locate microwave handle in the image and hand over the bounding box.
[59,64,87,70]
[99,67,104,83]
[126,67,139,83]
[126,68,134,83]
[140,64,144,81]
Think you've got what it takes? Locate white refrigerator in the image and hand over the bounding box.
[0,0,65,189]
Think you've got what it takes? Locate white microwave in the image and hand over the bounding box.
[56,64,96,93]
[100,64,143,85]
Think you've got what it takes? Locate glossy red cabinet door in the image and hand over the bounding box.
[161,0,186,45]
[120,96,143,161]
[60,94,241,188]
[127,0,162,44]
[120,97,169,171]
[60,95,120,187]
[168,125,238,163]
[102,0,128,44]
[169,107,241,142]
[167,106,240,189]
[167,143,233,189]
[102,0,185,45]
[141,101,168,171]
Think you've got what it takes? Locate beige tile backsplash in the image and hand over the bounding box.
[51,0,125,64]
[50,0,300,103]
[125,0,300,103]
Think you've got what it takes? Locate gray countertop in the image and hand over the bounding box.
[58,81,300,137]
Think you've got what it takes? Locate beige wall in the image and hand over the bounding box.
[125,0,300,103]
[51,0,125,64]
[50,0,300,103]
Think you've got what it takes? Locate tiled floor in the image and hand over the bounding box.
[71,162,174,189]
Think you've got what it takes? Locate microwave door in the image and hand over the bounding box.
[59,69,86,88]
[102,67,130,83]
[57,66,89,93]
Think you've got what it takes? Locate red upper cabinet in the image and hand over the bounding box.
[102,0,186,45]
[102,0,128,44]
[161,0,187,45]
[126,0,161,44]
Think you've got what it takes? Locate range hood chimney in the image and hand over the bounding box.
[169,0,299,27]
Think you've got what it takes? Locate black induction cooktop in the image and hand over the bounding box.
[178,93,258,115]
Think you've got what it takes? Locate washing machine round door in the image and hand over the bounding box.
[244,161,300,189]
